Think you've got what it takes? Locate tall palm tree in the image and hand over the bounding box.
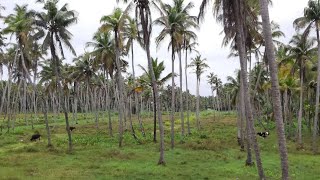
[259,0,290,178]
[34,0,78,153]
[287,34,316,148]
[124,17,146,138]
[294,0,320,154]
[188,55,209,130]
[3,4,36,129]
[100,7,128,147]
[155,0,197,147]
[119,0,166,165]
[86,31,115,136]
[71,53,98,126]
[183,34,198,134]
[198,0,266,177]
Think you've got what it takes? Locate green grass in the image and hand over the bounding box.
[0,110,320,179]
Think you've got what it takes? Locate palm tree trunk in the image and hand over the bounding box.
[240,74,253,164]
[178,49,185,137]
[139,7,165,164]
[132,42,145,138]
[106,74,113,137]
[297,62,304,148]
[196,78,200,130]
[259,0,290,178]
[313,20,320,154]
[170,38,175,149]
[129,96,138,141]
[114,30,125,147]
[283,89,288,128]
[185,48,191,135]
[44,98,52,147]
[153,90,157,142]
[235,0,265,178]
[50,33,72,153]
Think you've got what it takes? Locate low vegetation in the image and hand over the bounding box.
[0,111,319,179]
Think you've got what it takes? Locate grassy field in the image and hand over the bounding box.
[0,111,320,179]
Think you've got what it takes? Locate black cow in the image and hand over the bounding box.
[69,126,76,131]
[30,134,41,141]
[257,131,270,138]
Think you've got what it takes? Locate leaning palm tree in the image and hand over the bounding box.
[294,0,320,154]
[259,0,290,178]
[34,0,78,153]
[100,7,128,147]
[188,55,209,130]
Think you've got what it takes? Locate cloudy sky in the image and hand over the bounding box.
[0,0,309,96]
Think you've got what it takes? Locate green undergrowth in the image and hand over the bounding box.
[0,110,319,179]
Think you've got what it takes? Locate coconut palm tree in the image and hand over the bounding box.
[294,0,320,154]
[139,58,173,142]
[100,7,129,147]
[154,0,197,147]
[259,0,290,178]
[198,0,266,177]
[86,31,116,136]
[3,4,36,129]
[71,53,98,126]
[287,34,316,148]
[188,55,209,130]
[124,17,146,138]
[117,0,166,165]
[183,34,198,134]
[34,0,78,152]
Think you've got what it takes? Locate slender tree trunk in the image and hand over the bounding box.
[139,7,165,164]
[259,0,290,178]
[44,98,52,147]
[178,49,185,138]
[129,96,138,141]
[153,90,157,142]
[50,33,72,153]
[313,21,320,154]
[170,38,175,149]
[283,89,288,128]
[241,74,253,165]
[185,48,191,135]
[131,42,145,137]
[114,31,125,147]
[106,75,113,137]
[196,78,200,130]
[297,62,304,148]
[235,0,265,178]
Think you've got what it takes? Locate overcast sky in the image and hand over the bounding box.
[0,0,309,96]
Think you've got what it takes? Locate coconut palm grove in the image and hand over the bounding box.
[1,0,320,179]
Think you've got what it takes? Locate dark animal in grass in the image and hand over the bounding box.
[30,134,41,141]
[257,131,270,138]
[69,126,76,131]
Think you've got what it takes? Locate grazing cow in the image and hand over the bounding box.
[30,134,41,141]
[257,131,270,138]
[69,126,76,131]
